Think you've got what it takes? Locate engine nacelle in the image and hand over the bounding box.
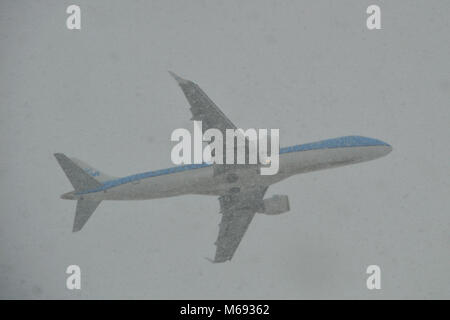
[259,195,290,215]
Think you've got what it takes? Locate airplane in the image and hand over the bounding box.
[55,72,392,263]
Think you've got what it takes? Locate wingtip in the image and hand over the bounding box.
[72,222,82,232]
[204,256,231,264]
[204,257,217,264]
[54,153,66,162]
[168,71,189,84]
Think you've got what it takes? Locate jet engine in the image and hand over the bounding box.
[258,195,290,215]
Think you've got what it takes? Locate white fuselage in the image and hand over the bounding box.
[71,137,392,202]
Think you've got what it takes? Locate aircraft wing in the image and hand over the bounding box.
[213,186,268,263]
[169,71,237,134]
[170,71,256,175]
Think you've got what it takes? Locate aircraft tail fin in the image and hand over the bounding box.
[69,157,116,183]
[54,153,103,192]
[55,153,104,232]
[73,199,101,232]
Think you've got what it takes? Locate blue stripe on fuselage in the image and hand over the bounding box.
[279,135,389,154]
[77,135,389,194]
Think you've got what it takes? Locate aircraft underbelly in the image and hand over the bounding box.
[93,165,216,200]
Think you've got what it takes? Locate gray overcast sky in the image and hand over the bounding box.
[0,0,449,299]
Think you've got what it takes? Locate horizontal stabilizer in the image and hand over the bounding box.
[73,200,101,232]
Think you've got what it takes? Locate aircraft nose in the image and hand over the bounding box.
[382,143,393,155]
[353,136,392,157]
[377,139,392,154]
[373,139,392,157]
